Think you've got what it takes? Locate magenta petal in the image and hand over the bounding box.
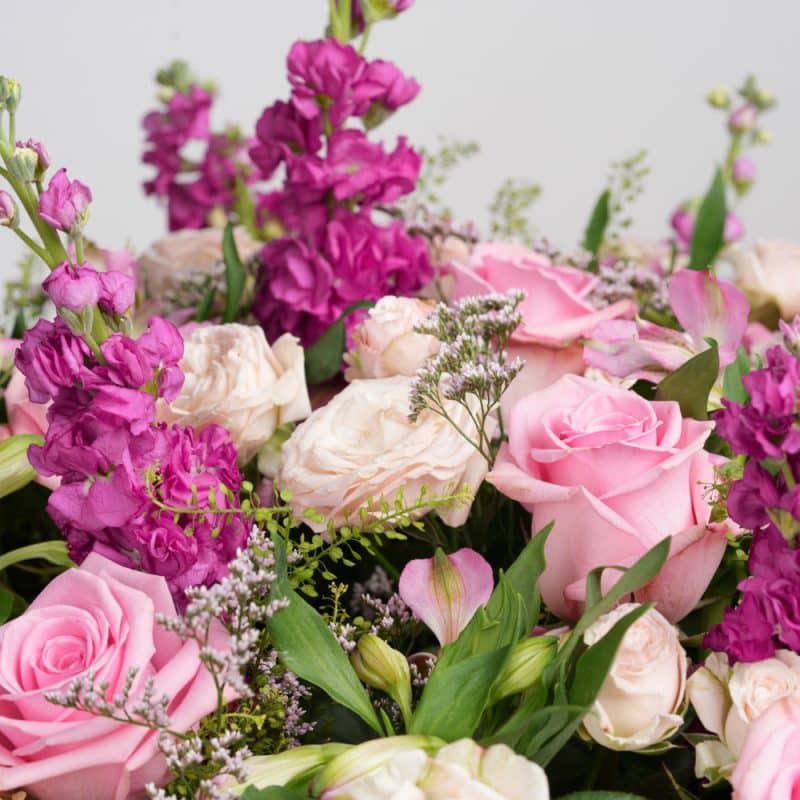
[398,547,494,646]
[668,269,749,367]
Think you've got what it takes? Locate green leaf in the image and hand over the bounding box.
[266,534,382,734]
[241,787,307,800]
[582,189,611,255]
[304,300,374,384]
[558,793,648,800]
[689,168,727,270]
[11,308,25,339]
[195,284,216,322]
[222,222,246,323]
[501,521,552,633]
[655,342,719,420]
[722,345,751,403]
[409,646,511,740]
[0,540,73,572]
[0,590,13,624]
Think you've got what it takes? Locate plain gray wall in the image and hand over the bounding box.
[1,0,799,281]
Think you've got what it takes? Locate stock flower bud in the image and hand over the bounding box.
[0,433,41,499]
[42,262,101,312]
[0,191,17,227]
[729,103,758,133]
[8,147,38,182]
[732,156,756,189]
[351,634,412,720]
[399,547,494,647]
[38,168,92,233]
[0,77,21,112]
[707,86,730,109]
[491,635,557,702]
[754,128,771,144]
[16,138,50,180]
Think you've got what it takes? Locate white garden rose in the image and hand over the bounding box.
[277,376,493,531]
[582,603,687,751]
[344,296,440,381]
[729,239,800,318]
[687,650,800,782]
[137,226,261,298]
[159,323,311,464]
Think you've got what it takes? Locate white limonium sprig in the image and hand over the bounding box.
[409,290,525,465]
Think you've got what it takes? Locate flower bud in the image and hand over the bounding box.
[0,434,40,499]
[729,103,758,133]
[0,191,17,227]
[754,87,776,110]
[351,634,413,720]
[399,547,494,647]
[732,156,756,190]
[754,128,772,144]
[0,77,21,112]
[16,139,50,180]
[491,635,557,702]
[8,147,38,183]
[707,85,730,109]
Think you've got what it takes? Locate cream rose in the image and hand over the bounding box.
[277,376,492,530]
[137,226,261,299]
[344,296,440,380]
[687,651,800,783]
[730,240,800,318]
[158,323,311,464]
[582,603,687,751]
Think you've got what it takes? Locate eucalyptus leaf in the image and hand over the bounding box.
[222,222,246,323]
[0,540,73,573]
[655,343,719,420]
[267,534,382,734]
[304,300,375,385]
[582,189,611,256]
[689,168,726,271]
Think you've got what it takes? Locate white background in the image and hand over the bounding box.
[1,0,799,280]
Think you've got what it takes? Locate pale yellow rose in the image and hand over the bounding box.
[582,603,687,751]
[158,323,310,464]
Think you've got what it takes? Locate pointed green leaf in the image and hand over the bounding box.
[655,342,719,419]
[582,189,611,255]
[689,168,727,270]
[0,590,13,624]
[0,540,73,573]
[195,284,216,322]
[222,222,246,323]
[722,345,751,403]
[266,534,382,734]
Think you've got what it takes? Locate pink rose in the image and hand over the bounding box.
[487,374,731,622]
[731,696,800,799]
[448,242,635,411]
[0,554,226,800]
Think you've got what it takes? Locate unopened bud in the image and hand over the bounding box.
[0,77,21,112]
[16,138,50,180]
[729,103,758,134]
[8,147,38,182]
[732,156,756,191]
[491,635,557,702]
[0,191,17,227]
[706,86,730,109]
[351,634,412,721]
[0,434,41,499]
[754,88,776,110]
[754,128,772,145]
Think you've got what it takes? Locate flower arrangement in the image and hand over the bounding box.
[0,2,797,799]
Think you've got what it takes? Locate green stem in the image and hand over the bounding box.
[8,112,15,145]
[358,22,373,55]
[74,234,85,264]
[12,226,50,263]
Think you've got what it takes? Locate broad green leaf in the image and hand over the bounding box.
[222,222,246,323]
[0,540,73,572]
[722,346,751,403]
[501,521,551,632]
[409,646,510,740]
[241,787,307,800]
[11,308,25,339]
[304,300,374,385]
[655,343,719,420]
[195,284,216,322]
[266,534,382,734]
[558,793,648,800]
[0,590,13,624]
[582,189,611,256]
[689,168,726,270]
[484,680,548,747]
[0,434,41,499]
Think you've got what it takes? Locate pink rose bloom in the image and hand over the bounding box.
[731,695,800,799]
[448,242,635,412]
[487,374,731,622]
[0,554,227,800]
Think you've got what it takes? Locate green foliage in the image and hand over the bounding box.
[222,222,246,323]
[582,189,611,256]
[488,178,541,245]
[655,342,719,420]
[415,137,480,217]
[606,149,649,237]
[304,300,375,385]
[722,346,751,403]
[0,540,72,572]
[689,168,727,270]
[241,788,307,800]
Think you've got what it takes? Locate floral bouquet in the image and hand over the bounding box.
[0,2,797,799]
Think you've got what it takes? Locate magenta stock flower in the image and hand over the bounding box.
[97,270,135,315]
[42,261,101,311]
[356,60,420,113]
[251,100,322,179]
[399,548,493,646]
[16,137,50,176]
[38,168,92,232]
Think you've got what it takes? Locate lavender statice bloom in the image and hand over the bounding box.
[261,650,315,746]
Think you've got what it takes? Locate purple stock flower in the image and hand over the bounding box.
[250,100,322,179]
[97,270,136,315]
[16,138,50,176]
[38,168,92,232]
[42,261,102,311]
[354,60,420,114]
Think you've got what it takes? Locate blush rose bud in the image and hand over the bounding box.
[351,634,413,723]
[491,635,557,703]
[582,604,687,751]
[0,191,17,227]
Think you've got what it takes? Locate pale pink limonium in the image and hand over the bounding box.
[38,167,92,232]
[584,269,749,381]
[398,548,493,646]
